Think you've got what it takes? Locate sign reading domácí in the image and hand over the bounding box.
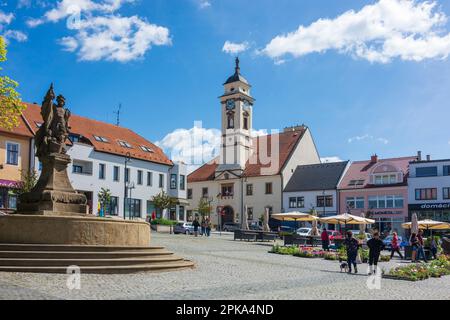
[409,203,450,210]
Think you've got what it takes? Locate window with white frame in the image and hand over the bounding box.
[346,197,365,209]
[374,174,398,185]
[6,142,19,165]
[368,195,404,209]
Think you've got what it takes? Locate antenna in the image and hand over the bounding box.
[114,103,122,126]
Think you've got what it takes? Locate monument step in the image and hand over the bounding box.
[0,244,165,252]
[0,260,195,274]
[0,256,186,267]
[0,250,173,259]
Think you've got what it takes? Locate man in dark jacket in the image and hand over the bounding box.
[344,231,360,274]
[193,218,200,237]
[367,232,384,275]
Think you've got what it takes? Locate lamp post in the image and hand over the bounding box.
[128,182,135,220]
[123,152,131,220]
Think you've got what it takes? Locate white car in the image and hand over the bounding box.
[296,227,314,236]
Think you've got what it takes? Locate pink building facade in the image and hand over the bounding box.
[338,155,418,237]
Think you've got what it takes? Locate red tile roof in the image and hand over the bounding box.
[21,103,172,166]
[338,156,418,190]
[188,127,306,183]
[0,109,34,138]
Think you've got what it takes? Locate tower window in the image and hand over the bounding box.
[227,112,234,129]
[243,116,249,130]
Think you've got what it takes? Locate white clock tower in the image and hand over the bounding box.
[217,58,254,175]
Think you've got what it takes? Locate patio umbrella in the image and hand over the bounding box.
[359,212,366,235]
[242,205,249,230]
[271,212,319,223]
[311,209,319,236]
[320,213,375,233]
[410,213,419,234]
[402,219,450,231]
[263,207,270,232]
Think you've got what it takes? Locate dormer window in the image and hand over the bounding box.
[374,174,397,185]
[140,146,154,153]
[93,135,109,143]
[348,180,364,187]
[118,140,132,148]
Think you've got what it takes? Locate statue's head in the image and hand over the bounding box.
[56,95,66,108]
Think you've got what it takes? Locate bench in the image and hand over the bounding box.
[234,230,258,242]
[260,232,278,242]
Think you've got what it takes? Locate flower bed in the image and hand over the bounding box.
[270,244,391,262]
[386,255,450,282]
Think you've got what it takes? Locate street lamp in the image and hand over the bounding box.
[127,182,135,220]
[123,152,131,220]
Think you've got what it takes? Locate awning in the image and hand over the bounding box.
[0,179,20,189]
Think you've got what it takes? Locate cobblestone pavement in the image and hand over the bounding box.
[1,232,449,300]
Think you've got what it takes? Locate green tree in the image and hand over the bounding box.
[0,36,26,130]
[15,169,38,196]
[197,198,211,218]
[97,188,112,216]
[151,191,176,217]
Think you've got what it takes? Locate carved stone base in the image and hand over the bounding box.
[17,153,87,216]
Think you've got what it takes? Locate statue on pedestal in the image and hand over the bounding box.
[17,84,87,215]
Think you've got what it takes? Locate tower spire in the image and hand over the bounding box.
[235,57,240,74]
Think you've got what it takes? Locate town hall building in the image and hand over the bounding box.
[186,58,321,228]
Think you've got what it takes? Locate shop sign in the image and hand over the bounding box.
[408,203,450,210]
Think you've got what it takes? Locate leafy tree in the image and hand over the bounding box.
[151,191,176,216]
[15,169,38,196]
[197,197,211,218]
[0,36,26,130]
[97,188,112,216]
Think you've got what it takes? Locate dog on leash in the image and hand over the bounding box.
[339,258,349,273]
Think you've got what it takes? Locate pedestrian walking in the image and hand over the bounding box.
[193,218,200,237]
[390,232,404,260]
[410,232,419,262]
[201,219,207,236]
[416,230,428,262]
[344,231,359,274]
[321,228,330,251]
[367,232,384,275]
[206,219,212,237]
[430,236,438,260]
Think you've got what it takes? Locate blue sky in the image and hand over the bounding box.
[2,0,450,169]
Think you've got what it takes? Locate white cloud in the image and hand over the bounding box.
[27,0,135,27]
[26,0,171,62]
[0,11,14,25]
[263,0,450,63]
[198,0,211,9]
[0,10,28,43]
[3,30,28,42]
[157,124,221,173]
[321,156,344,163]
[62,15,171,62]
[222,41,250,55]
[348,134,389,144]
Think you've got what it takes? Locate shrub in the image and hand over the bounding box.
[150,218,177,226]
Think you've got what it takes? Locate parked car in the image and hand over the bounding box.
[296,227,314,236]
[173,222,195,235]
[222,222,240,232]
[249,222,263,231]
[327,230,343,241]
[383,235,404,250]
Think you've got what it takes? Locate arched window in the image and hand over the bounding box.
[227,112,234,129]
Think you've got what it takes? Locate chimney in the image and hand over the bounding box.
[426,155,431,161]
[417,151,422,161]
[370,154,378,163]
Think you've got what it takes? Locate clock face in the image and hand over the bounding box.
[226,99,235,110]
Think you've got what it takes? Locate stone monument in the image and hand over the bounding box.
[18,84,87,215]
[0,85,194,273]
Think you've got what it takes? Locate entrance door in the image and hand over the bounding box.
[222,206,234,226]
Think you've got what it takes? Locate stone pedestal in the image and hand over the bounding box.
[17,153,87,215]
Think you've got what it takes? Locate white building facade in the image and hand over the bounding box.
[408,156,450,224]
[23,103,187,221]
